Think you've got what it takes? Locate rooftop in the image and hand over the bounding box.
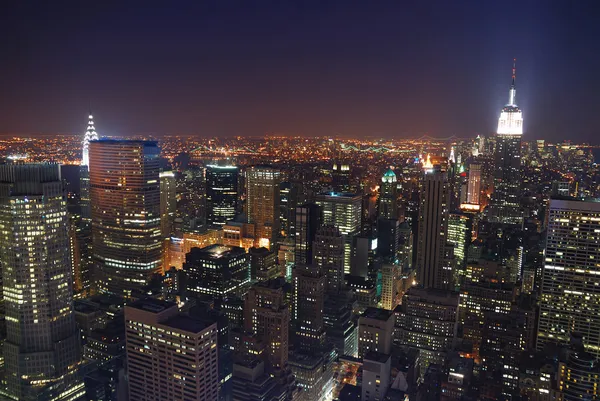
[317,191,361,199]
[364,351,391,364]
[164,314,214,334]
[128,298,176,314]
[189,243,246,259]
[361,307,393,321]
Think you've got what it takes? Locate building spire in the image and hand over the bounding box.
[82,113,99,166]
[508,58,517,106]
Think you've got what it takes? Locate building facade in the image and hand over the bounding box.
[489,60,523,224]
[416,163,451,290]
[538,199,600,357]
[206,165,239,227]
[246,165,282,249]
[125,299,219,401]
[0,164,84,401]
[89,140,162,297]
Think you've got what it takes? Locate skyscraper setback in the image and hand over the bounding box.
[489,59,523,224]
[0,164,84,400]
[89,140,163,297]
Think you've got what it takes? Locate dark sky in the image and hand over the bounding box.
[1,1,599,142]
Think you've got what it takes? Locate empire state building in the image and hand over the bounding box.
[489,59,523,225]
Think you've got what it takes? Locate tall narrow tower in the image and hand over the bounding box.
[246,165,281,249]
[80,114,98,220]
[489,59,523,224]
[379,168,398,220]
[416,158,451,290]
[77,114,98,295]
[0,164,84,400]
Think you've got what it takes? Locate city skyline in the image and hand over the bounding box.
[2,2,600,142]
[2,3,600,400]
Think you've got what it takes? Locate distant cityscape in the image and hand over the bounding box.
[1,62,600,401]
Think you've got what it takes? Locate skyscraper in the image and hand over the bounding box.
[380,264,399,310]
[447,213,471,276]
[489,59,523,224]
[206,164,239,227]
[294,203,322,266]
[466,163,481,206]
[395,287,458,378]
[0,164,84,400]
[315,192,362,273]
[125,299,219,401]
[246,165,281,249]
[159,170,176,238]
[76,114,98,295]
[416,160,451,290]
[89,140,162,297]
[537,199,600,357]
[244,280,290,371]
[184,244,250,298]
[313,225,345,294]
[378,168,397,220]
[293,265,326,351]
[80,113,98,220]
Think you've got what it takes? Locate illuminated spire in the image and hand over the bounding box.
[81,114,99,166]
[497,58,523,135]
[508,58,517,106]
[423,154,433,169]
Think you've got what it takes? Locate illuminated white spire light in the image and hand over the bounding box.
[82,114,99,166]
[497,58,523,136]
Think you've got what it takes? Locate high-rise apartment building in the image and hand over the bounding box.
[125,299,219,401]
[0,164,84,401]
[294,203,322,266]
[315,192,362,273]
[89,140,162,297]
[246,165,281,249]
[206,165,239,227]
[416,162,451,290]
[184,244,250,298]
[489,60,523,224]
[538,199,600,357]
[379,168,398,220]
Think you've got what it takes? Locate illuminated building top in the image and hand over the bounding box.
[81,114,99,166]
[382,168,397,183]
[497,59,523,136]
[422,154,434,171]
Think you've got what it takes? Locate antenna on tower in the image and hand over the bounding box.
[511,58,516,86]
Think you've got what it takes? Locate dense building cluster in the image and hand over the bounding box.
[0,66,600,401]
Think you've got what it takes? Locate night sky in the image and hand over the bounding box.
[1,1,599,142]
